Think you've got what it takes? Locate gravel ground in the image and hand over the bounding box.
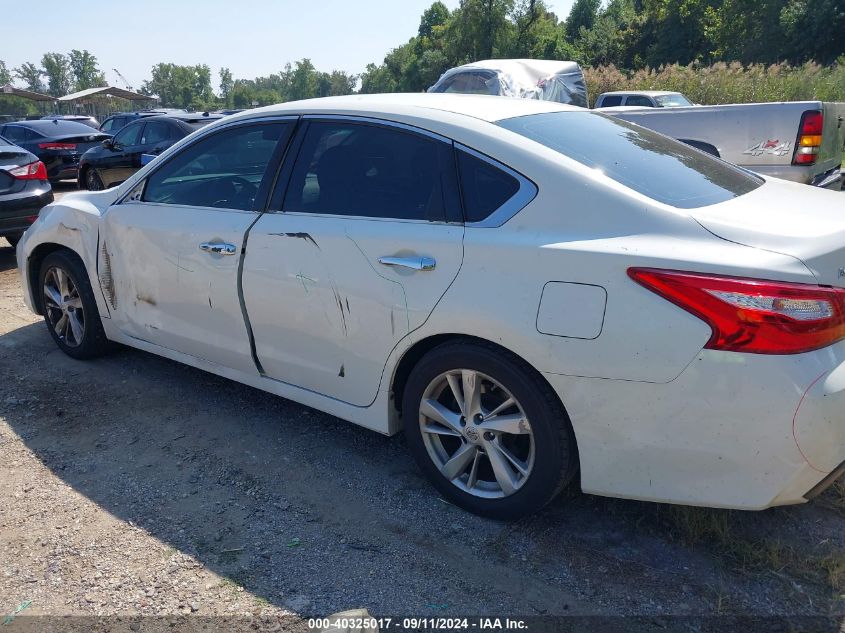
[0,183,843,631]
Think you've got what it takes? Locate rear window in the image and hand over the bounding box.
[599,95,623,107]
[497,111,762,209]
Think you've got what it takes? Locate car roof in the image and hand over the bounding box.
[600,91,682,97]
[6,119,103,134]
[224,93,581,126]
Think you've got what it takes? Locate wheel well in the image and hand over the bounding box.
[28,243,74,314]
[391,334,558,416]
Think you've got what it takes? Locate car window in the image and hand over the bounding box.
[498,111,762,209]
[457,150,520,223]
[142,121,291,211]
[432,71,500,96]
[624,96,654,107]
[282,121,460,222]
[654,94,693,107]
[100,118,114,133]
[114,123,143,147]
[599,95,623,107]
[142,121,170,145]
[1,126,27,143]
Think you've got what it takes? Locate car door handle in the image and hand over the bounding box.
[199,242,237,256]
[378,256,436,271]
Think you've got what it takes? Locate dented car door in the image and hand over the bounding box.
[100,120,293,372]
[241,118,464,407]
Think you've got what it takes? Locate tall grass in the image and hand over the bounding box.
[585,61,845,107]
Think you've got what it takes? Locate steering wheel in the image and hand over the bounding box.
[210,175,258,208]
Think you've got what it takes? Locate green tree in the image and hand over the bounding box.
[68,49,106,91]
[41,53,73,96]
[288,59,320,100]
[13,62,44,92]
[419,1,451,38]
[219,67,234,107]
[0,60,11,86]
[780,0,845,65]
[141,63,215,109]
[564,0,601,41]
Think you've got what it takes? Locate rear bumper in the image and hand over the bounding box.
[545,342,845,510]
[0,185,52,236]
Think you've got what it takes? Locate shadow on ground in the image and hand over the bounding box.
[0,315,843,622]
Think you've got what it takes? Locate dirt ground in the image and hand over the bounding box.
[0,183,843,631]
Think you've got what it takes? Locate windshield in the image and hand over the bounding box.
[497,111,762,209]
[655,94,692,107]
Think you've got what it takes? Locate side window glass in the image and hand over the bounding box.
[625,96,654,107]
[114,123,142,147]
[600,95,623,107]
[456,150,520,223]
[100,119,113,132]
[282,121,460,222]
[2,126,26,143]
[142,122,291,211]
[142,121,170,145]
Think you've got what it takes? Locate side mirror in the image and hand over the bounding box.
[102,138,114,149]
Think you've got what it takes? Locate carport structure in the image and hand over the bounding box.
[57,86,158,121]
[0,84,55,121]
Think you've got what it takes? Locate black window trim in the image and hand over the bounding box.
[113,115,300,212]
[455,143,538,228]
[270,114,462,225]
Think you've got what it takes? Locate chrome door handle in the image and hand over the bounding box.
[378,256,436,271]
[199,242,237,256]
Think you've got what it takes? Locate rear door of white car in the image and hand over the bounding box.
[100,118,295,372]
[241,117,465,406]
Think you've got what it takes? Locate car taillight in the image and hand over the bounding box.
[38,142,77,150]
[9,161,48,180]
[793,110,823,165]
[628,268,845,354]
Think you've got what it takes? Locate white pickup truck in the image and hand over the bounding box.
[596,94,845,190]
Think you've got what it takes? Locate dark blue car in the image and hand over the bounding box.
[0,120,110,182]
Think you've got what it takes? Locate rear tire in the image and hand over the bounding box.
[402,341,578,520]
[39,250,112,360]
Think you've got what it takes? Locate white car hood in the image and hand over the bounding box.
[690,177,845,286]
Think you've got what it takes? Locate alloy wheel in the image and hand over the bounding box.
[418,369,535,499]
[43,266,85,348]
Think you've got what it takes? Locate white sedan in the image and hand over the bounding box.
[17,94,845,519]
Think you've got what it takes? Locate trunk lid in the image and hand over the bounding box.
[691,177,845,287]
[0,144,36,195]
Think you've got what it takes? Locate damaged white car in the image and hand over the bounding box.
[17,94,845,518]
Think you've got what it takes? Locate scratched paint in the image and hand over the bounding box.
[270,232,320,249]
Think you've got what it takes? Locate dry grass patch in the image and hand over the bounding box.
[665,506,845,592]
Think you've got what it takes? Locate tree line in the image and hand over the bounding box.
[2,0,844,114]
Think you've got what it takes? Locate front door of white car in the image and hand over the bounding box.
[101,120,294,373]
[241,119,465,406]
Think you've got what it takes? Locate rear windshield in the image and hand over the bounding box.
[497,111,762,209]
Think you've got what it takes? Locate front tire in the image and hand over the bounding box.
[403,341,578,520]
[39,250,112,359]
[84,168,105,191]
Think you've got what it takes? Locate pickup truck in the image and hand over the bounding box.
[599,101,845,190]
[595,90,693,108]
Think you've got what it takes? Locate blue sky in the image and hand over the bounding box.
[3,0,575,90]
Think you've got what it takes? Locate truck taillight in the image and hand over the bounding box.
[793,110,823,165]
[9,161,48,180]
[628,268,845,354]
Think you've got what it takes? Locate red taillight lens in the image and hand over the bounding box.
[793,110,823,166]
[628,268,845,354]
[9,161,48,180]
[37,142,76,150]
